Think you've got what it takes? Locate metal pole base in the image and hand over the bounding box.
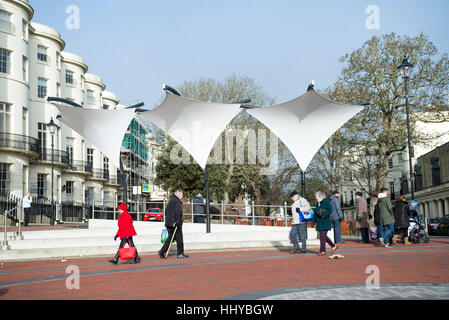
[15,233,24,240]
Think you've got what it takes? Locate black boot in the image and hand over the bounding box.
[131,255,141,264]
[109,252,119,264]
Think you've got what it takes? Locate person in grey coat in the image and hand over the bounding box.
[192,191,205,223]
[355,192,370,243]
[330,191,344,244]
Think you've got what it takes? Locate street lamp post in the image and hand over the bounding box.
[397,55,415,200]
[47,117,58,226]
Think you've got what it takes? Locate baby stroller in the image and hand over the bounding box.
[408,215,430,244]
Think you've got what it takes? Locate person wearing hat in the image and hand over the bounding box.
[355,192,370,243]
[109,202,140,264]
[192,191,205,223]
[289,190,310,254]
[330,190,344,244]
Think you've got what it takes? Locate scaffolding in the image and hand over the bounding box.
[120,117,150,203]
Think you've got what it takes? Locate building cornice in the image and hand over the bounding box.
[5,0,34,20]
[29,22,65,50]
[61,52,88,72]
[84,73,106,90]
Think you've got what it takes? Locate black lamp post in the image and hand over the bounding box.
[397,55,415,200]
[47,117,58,226]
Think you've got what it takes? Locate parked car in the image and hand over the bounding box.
[143,208,163,222]
[437,215,449,236]
[428,218,442,235]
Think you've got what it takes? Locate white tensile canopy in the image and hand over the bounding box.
[247,89,364,171]
[51,102,136,168]
[51,88,363,175]
[140,93,243,170]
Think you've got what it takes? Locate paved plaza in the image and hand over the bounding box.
[0,237,448,300]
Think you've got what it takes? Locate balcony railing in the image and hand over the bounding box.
[36,149,70,165]
[65,161,93,174]
[91,169,109,180]
[0,132,39,154]
[107,175,123,185]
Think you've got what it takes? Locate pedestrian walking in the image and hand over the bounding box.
[312,191,337,256]
[330,191,344,244]
[158,190,189,259]
[377,188,395,248]
[109,202,141,264]
[22,192,32,227]
[355,192,370,243]
[393,195,411,245]
[289,190,310,254]
[192,191,205,223]
[373,198,383,243]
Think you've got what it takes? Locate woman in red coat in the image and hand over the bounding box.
[109,203,141,264]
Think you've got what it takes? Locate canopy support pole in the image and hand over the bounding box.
[301,170,306,198]
[120,157,127,204]
[204,166,211,233]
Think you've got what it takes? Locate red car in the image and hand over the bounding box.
[143,208,164,222]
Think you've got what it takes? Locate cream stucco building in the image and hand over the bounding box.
[0,0,153,222]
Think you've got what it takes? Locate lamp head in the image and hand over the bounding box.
[397,55,414,79]
[47,117,58,135]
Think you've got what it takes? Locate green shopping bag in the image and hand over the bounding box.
[161,228,176,244]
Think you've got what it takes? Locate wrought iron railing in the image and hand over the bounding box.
[91,169,109,180]
[36,148,70,164]
[0,132,39,154]
[65,161,93,174]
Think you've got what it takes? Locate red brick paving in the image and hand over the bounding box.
[1,238,449,300]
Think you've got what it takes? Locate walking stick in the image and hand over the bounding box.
[165,225,178,258]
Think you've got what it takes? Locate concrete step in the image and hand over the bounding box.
[0,239,321,261]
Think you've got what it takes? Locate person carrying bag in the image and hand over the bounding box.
[109,202,141,264]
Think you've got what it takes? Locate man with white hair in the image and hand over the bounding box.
[158,190,189,259]
[289,190,310,254]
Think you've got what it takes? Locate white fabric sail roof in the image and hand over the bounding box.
[51,102,136,168]
[140,93,243,169]
[247,89,364,171]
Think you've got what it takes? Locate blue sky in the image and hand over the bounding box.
[30,0,449,107]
